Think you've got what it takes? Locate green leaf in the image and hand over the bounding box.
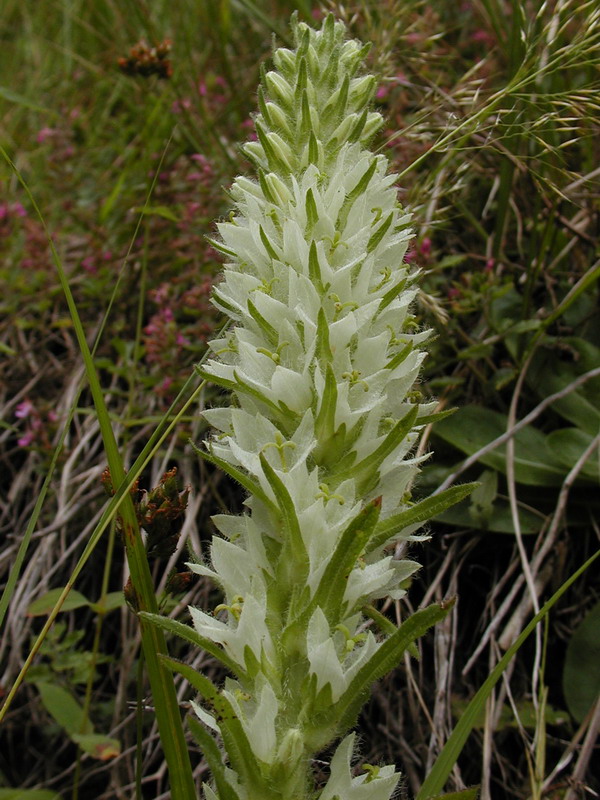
[366,211,393,254]
[332,602,452,736]
[161,655,267,793]
[332,405,419,493]
[259,452,307,562]
[308,240,324,288]
[429,790,480,800]
[435,495,544,535]
[314,363,338,445]
[132,205,180,222]
[467,470,497,527]
[188,716,242,800]
[526,338,600,435]
[246,297,279,346]
[305,187,318,231]
[259,224,280,260]
[35,682,93,736]
[316,308,333,362]
[99,170,127,223]
[289,500,381,634]
[546,428,599,481]
[432,406,567,486]
[138,612,244,678]
[71,733,121,760]
[336,157,377,231]
[563,600,600,723]
[27,588,90,617]
[89,591,125,614]
[368,483,479,553]
[191,441,277,513]
[0,85,53,113]
[451,697,568,730]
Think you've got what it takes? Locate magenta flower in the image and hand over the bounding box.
[18,431,36,448]
[36,127,57,144]
[15,399,35,419]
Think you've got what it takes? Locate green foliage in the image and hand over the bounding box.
[562,601,600,723]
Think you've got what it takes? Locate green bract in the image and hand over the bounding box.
[168,14,463,800]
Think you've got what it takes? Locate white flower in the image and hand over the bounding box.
[320,734,400,800]
[181,13,453,799]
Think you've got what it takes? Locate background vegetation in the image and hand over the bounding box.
[0,1,598,798]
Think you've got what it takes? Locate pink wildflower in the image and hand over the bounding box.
[36,127,57,144]
[18,431,36,447]
[12,203,27,218]
[419,238,432,258]
[82,255,97,274]
[15,399,35,419]
[472,29,495,46]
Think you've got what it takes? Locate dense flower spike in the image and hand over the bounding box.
[153,14,462,800]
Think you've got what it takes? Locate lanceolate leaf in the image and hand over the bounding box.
[259,452,307,564]
[139,612,245,678]
[312,499,381,620]
[190,441,277,512]
[332,602,453,735]
[368,483,479,553]
[332,405,419,491]
[188,716,242,800]
[161,655,267,794]
[290,499,381,631]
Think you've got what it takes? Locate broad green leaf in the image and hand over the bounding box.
[433,406,567,486]
[467,470,497,528]
[27,588,90,616]
[526,338,600,435]
[546,429,599,481]
[562,600,600,723]
[430,791,479,800]
[89,591,125,614]
[435,495,544,534]
[71,733,121,760]
[35,682,92,736]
